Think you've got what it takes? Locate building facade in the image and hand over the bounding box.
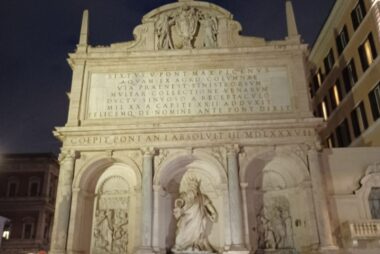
[309,0,380,147]
[0,154,59,253]
[49,1,380,254]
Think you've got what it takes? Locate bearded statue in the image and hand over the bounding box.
[171,176,217,253]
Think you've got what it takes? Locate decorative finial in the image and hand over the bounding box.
[285,0,300,41]
[78,10,89,50]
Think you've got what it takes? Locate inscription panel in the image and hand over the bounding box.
[65,128,314,148]
[87,67,292,119]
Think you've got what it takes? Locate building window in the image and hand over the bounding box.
[327,135,335,148]
[369,187,380,219]
[22,218,35,239]
[369,82,380,121]
[321,100,329,120]
[7,178,19,197]
[329,81,343,110]
[351,0,366,30]
[336,25,349,55]
[2,223,11,240]
[342,59,358,94]
[336,119,351,147]
[351,102,368,138]
[28,177,41,197]
[359,33,377,72]
[324,49,335,75]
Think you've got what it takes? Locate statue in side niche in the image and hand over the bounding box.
[257,199,293,250]
[171,177,217,253]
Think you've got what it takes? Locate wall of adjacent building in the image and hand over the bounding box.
[309,0,380,147]
[321,147,380,247]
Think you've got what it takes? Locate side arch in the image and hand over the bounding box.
[73,154,142,192]
[67,154,142,253]
[240,149,318,252]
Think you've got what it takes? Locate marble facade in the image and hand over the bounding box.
[49,1,380,254]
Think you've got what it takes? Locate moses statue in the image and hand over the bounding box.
[171,177,217,253]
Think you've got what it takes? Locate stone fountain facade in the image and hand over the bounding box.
[49,1,380,253]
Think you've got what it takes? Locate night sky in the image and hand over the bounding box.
[0,0,334,155]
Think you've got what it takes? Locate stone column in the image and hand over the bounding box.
[50,150,77,254]
[308,149,337,250]
[152,184,162,252]
[226,145,246,250]
[240,182,251,249]
[138,147,156,254]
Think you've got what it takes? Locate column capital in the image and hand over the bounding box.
[240,182,249,189]
[226,144,241,155]
[152,184,162,192]
[58,150,78,163]
[141,147,157,157]
[312,135,323,152]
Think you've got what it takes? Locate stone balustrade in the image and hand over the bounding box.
[349,220,380,239]
[342,220,380,247]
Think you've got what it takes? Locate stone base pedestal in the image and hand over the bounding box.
[135,247,155,254]
[224,247,249,254]
[319,245,339,252]
[256,249,296,254]
[48,251,66,254]
[172,251,214,254]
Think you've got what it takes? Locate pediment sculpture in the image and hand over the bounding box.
[111,0,265,51]
[154,5,218,49]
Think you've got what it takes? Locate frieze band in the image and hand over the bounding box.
[64,128,315,147]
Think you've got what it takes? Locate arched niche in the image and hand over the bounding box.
[354,163,380,219]
[152,150,228,253]
[66,155,141,253]
[241,150,318,253]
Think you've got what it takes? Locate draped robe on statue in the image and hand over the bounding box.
[172,179,217,252]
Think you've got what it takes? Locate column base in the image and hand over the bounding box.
[136,246,155,254]
[224,245,249,254]
[319,245,339,252]
[48,251,66,254]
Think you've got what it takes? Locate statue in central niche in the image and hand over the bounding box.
[171,176,217,253]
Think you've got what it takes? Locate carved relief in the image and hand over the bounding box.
[93,209,128,253]
[154,148,170,170]
[210,147,226,169]
[93,175,129,253]
[120,150,142,170]
[154,6,218,50]
[257,197,294,250]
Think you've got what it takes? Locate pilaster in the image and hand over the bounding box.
[226,144,247,252]
[137,147,157,254]
[308,148,338,251]
[50,150,77,254]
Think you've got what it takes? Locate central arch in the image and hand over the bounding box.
[152,150,229,252]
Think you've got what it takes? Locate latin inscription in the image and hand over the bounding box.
[87,67,292,119]
[65,128,313,148]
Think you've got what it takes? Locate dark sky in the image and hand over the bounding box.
[0,0,334,155]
